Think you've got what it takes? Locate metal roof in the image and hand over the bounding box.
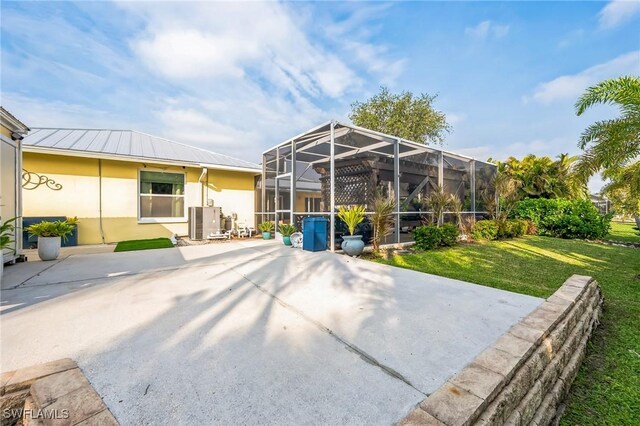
[22,128,260,172]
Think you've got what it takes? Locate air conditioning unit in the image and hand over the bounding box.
[188,206,221,240]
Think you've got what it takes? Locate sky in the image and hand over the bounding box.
[1,1,639,192]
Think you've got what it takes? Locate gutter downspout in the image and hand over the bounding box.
[98,159,105,244]
[199,168,208,206]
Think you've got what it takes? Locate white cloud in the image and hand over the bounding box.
[465,21,510,40]
[598,0,640,30]
[2,2,404,163]
[526,51,640,104]
[126,2,360,98]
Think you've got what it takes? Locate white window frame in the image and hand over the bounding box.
[137,168,187,223]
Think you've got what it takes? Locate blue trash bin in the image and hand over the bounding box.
[302,217,328,252]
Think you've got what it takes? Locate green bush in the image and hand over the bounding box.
[512,198,611,239]
[499,219,528,239]
[258,221,274,232]
[472,219,527,240]
[278,223,296,237]
[26,218,78,241]
[471,220,499,240]
[414,225,441,250]
[414,224,460,250]
[439,223,459,246]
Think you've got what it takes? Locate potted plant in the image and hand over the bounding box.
[337,205,366,256]
[0,217,18,253]
[26,217,78,261]
[278,223,296,246]
[258,221,274,240]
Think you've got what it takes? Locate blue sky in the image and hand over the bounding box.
[2,1,639,191]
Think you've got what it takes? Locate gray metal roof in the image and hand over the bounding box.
[22,128,260,171]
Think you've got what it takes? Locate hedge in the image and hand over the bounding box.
[512,198,611,239]
[471,219,528,241]
[414,223,460,250]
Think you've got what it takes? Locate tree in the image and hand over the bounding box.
[602,162,640,223]
[492,154,585,200]
[574,76,640,188]
[349,86,451,145]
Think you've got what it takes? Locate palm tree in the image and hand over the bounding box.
[602,161,640,226]
[423,185,450,226]
[574,76,640,184]
[494,154,582,200]
[370,193,396,252]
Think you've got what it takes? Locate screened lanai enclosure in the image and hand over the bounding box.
[256,121,497,252]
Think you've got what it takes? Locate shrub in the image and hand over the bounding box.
[258,221,274,233]
[278,223,296,237]
[498,219,528,239]
[1,217,18,251]
[26,218,77,241]
[439,223,459,246]
[414,225,441,250]
[337,205,366,235]
[471,220,499,240]
[472,219,527,240]
[512,198,611,239]
[414,224,460,250]
[524,220,537,235]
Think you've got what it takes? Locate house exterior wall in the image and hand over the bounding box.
[1,125,21,264]
[22,152,256,244]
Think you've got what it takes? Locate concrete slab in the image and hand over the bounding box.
[231,251,542,394]
[1,241,542,425]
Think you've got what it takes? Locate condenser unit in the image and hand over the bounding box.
[188,206,221,240]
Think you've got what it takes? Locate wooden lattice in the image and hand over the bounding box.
[316,161,378,208]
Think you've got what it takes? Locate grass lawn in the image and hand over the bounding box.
[376,236,640,424]
[606,221,640,243]
[114,237,174,252]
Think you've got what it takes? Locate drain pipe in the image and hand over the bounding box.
[98,159,106,244]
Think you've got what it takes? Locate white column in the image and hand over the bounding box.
[394,138,401,243]
[330,121,336,252]
[290,140,296,226]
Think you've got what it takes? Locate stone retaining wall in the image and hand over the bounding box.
[1,358,118,425]
[400,274,603,426]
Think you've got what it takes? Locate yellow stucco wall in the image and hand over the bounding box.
[22,152,256,244]
[295,191,322,212]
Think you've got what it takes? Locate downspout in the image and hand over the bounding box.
[199,167,208,206]
[98,159,105,244]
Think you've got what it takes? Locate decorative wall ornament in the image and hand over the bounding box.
[22,169,63,191]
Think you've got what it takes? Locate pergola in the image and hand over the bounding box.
[257,121,496,252]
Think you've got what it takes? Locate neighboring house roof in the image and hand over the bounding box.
[22,128,260,173]
[0,107,30,134]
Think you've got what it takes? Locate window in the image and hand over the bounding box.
[139,170,185,220]
[305,197,321,212]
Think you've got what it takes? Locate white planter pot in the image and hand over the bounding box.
[38,236,61,261]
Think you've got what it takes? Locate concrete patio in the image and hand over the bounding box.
[0,240,542,425]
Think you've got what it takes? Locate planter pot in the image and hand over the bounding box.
[341,235,364,257]
[37,236,61,261]
[283,236,292,246]
[262,232,272,240]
